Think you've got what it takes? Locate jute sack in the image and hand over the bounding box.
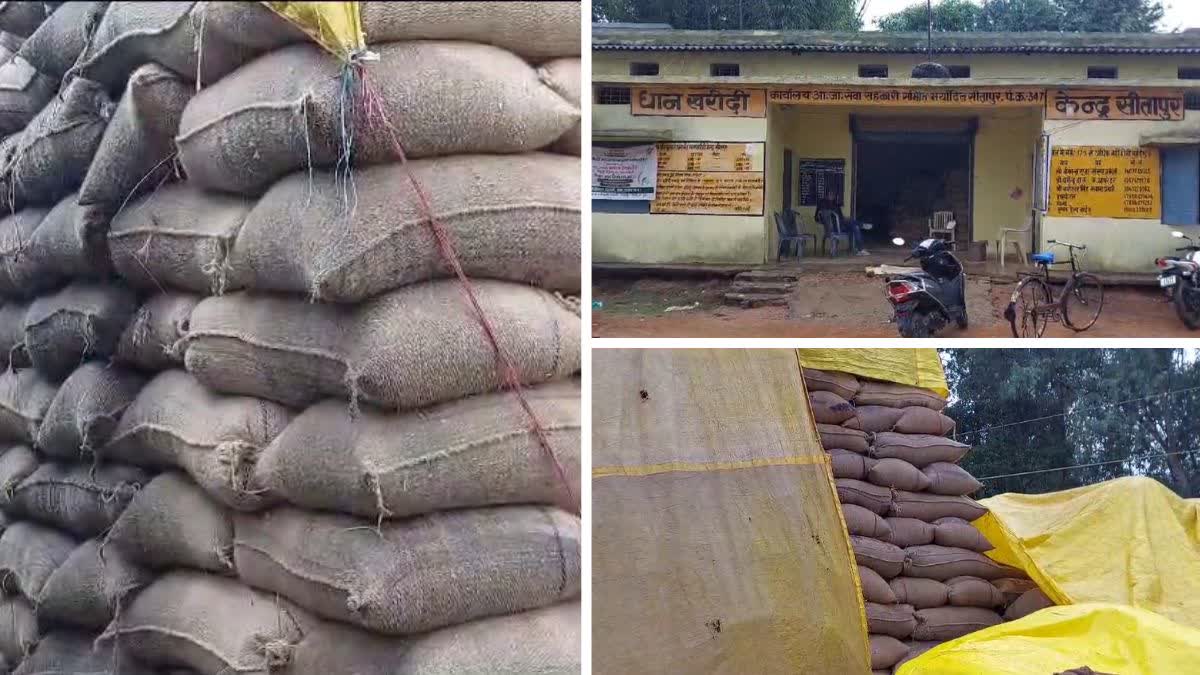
[0,367,57,442]
[361,1,579,61]
[802,367,860,400]
[255,380,581,520]
[885,517,936,548]
[0,29,19,59]
[869,635,909,670]
[903,545,1013,581]
[895,641,942,671]
[24,282,137,381]
[0,520,76,600]
[183,281,581,411]
[0,196,110,297]
[114,292,198,372]
[540,58,580,155]
[102,369,292,511]
[0,301,30,368]
[0,595,36,665]
[16,1,107,78]
[842,405,903,433]
[1004,588,1055,621]
[10,461,147,538]
[0,207,51,297]
[36,538,154,631]
[13,630,156,675]
[891,491,987,523]
[836,478,893,515]
[854,381,947,410]
[0,444,36,508]
[35,362,145,459]
[893,407,956,436]
[818,424,870,453]
[867,458,932,492]
[912,607,1002,641]
[233,504,581,635]
[809,390,855,424]
[993,578,1038,604]
[865,602,916,639]
[922,461,983,496]
[0,2,50,37]
[888,577,950,609]
[945,576,1005,608]
[842,503,892,540]
[872,433,970,467]
[105,471,234,575]
[829,447,876,480]
[0,76,114,208]
[176,41,578,195]
[933,517,994,553]
[229,153,582,303]
[78,63,193,209]
[0,56,55,135]
[77,1,260,89]
[850,535,905,579]
[859,565,897,604]
[108,182,252,294]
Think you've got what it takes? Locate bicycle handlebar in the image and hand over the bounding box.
[1046,239,1086,251]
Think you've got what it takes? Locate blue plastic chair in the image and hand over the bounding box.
[775,212,810,261]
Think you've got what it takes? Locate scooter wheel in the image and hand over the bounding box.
[955,311,968,329]
[897,314,930,338]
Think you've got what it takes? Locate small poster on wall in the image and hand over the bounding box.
[650,142,765,216]
[1049,146,1161,219]
[592,145,658,200]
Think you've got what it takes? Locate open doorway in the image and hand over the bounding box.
[853,128,973,248]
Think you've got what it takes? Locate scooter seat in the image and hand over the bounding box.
[1031,252,1055,264]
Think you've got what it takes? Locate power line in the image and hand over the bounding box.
[955,384,1200,439]
[977,449,1200,482]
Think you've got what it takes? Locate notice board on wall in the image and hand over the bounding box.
[798,159,846,206]
[650,142,765,215]
[1048,146,1160,219]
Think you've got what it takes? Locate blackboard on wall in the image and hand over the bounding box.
[798,158,846,206]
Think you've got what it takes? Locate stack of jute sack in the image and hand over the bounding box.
[804,368,1053,674]
[0,2,581,673]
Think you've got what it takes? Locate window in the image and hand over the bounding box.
[595,86,631,105]
[629,62,659,76]
[858,64,888,78]
[1186,91,1200,111]
[1180,67,1200,80]
[710,63,741,77]
[948,65,971,79]
[1087,65,1118,79]
[1162,148,1200,225]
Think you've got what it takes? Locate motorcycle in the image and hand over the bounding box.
[884,237,968,338]
[1156,230,1200,329]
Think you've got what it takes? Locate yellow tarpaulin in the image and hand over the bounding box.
[898,603,1200,675]
[263,1,365,59]
[797,348,948,398]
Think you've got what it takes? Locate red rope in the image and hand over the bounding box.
[353,64,575,509]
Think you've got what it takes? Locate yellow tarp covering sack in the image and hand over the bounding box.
[797,348,948,398]
[897,603,1200,675]
[592,349,870,674]
[263,1,365,59]
[975,476,1200,627]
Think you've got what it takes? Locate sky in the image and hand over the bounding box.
[861,0,1200,31]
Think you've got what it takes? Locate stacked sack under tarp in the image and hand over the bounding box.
[0,2,581,673]
[804,368,1054,675]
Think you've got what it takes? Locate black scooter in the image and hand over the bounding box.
[1156,230,1200,329]
[884,237,968,338]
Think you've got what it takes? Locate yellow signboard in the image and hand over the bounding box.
[631,87,767,118]
[1049,146,1160,219]
[769,86,1046,107]
[1046,89,1185,121]
[650,172,766,215]
[656,142,764,173]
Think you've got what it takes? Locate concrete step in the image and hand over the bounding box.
[734,269,801,284]
[723,292,791,308]
[729,280,797,295]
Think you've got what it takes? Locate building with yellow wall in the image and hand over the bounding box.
[592,28,1200,273]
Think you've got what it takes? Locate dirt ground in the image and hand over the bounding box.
[592,273,1195,338]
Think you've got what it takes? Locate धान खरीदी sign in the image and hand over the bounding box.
[1046,89,1184,121]
[1049,146,1160,219]
[656,142,764,173]
[768,87,1045,107]
[631,87,766,118]
[650,171,765,216]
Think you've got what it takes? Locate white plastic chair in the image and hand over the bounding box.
[929,211,956,244]
[998,221,1033,269]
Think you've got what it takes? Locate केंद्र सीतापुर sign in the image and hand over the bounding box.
[1049,146,1160,219]
[631,87,767,118]
[650,142,765,216]
[1046,89,1185,121]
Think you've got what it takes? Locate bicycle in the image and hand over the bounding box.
[1005,240,1105,338]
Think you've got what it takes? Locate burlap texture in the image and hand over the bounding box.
[945,576,1005,608]
[869,634,909,670]
[867,458,933,492]
[885,517,937,548]
[865,602,916,639]
[891,491,987,522]
[0,56,56,135]
[9,461,146,538]
[24,282,136,381]
[0,2,50,37]
[912,606,1003,641]
[0,301,30,368]
[36,538,153,631]
[933,517,995,552]
[0,367,57,443]
[0,196,110,297]
[851,535,906,579]
[888,577,950,609]
[12,629,155,675]
[1003,587,1055,620]
[836,478,894,515]
[0,595,36,666]
[843,405,903,432]
[818,423,870,453]
[922,461,984,496]
[903,545,1013,581]
[829,447,876,480]
[16,1,106,78]
[859,565,897,605]
[0,520,76,601]
[539,58,580,155]
[114,292,198,372]
[0,444,36,508]
[803,367,861,400]
[855,381,947,410]
[810,390,855,424]
[842,503,892,540]
[36,362,144,460]
[872,432,971,467]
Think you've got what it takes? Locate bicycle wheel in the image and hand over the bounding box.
[1007,277,1051,338]
[1061,272,1104,332]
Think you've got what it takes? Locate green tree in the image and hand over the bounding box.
[878,0,1164,32]
[1055,0,1164,33]
[978,0,1060,31]
[877,0,984,32]
[593,0,864,31]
